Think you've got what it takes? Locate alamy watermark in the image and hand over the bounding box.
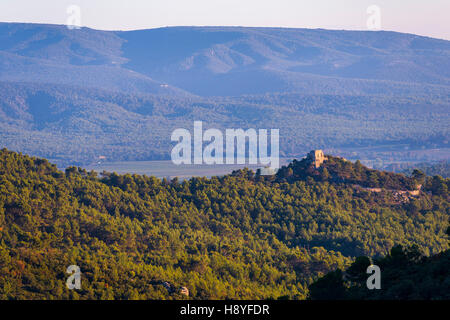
[366,264,381,289]
[366,5,382,30]
[66,265,81,290]
[66,5,82,30]
[171,121,279,174]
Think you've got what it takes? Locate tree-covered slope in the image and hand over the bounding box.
[0,81,448,167]
[309,244,450,300]
[402,161,450,179]
[276,155,420,190]
[0,149,448,299]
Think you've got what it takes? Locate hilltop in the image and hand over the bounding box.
[276,152,419,191]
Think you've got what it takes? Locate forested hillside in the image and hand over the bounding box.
[276,156,420,190]
[309,244,450,300]
[0,81,448,166]
[402,161,450,179]
[0,149,448,299]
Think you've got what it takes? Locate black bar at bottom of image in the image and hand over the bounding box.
[0,300,447,319]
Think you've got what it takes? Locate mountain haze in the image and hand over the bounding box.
[1,23,449,96]
[0,23,448,165]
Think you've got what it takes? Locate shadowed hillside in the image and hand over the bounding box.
[121,26,450,96]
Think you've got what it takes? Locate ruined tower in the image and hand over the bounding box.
[308,150,327,168]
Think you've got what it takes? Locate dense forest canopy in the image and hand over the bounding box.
[402,161,450,179]
[0,148,448,299]
[276,156,421,190]
[309,243,450,300]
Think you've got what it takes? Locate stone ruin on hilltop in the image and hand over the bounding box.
[307,150,328,168]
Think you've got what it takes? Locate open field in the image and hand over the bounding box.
[85,159,292,179]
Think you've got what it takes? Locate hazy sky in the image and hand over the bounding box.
[1,0,449,40]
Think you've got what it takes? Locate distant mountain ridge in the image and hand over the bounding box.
[0,23,449,96]
[0,23,190,96]
[0,23,449,165]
